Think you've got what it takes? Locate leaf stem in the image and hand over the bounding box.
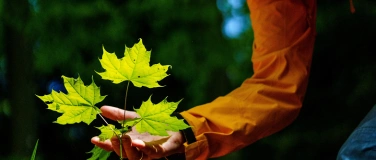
[97,112,110,126]
[95,80,131,160]
[118,135,123,160]
[95,110,118,136]
[117,81,130,160]
[122,81,130,127]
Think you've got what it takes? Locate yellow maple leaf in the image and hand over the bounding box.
[97,39,170,88]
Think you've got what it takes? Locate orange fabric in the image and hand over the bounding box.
[350,0,356,13]
[180,0,317,159]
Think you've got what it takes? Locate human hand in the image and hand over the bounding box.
[91,106,186,160]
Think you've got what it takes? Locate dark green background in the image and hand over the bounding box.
[1,0,376,159]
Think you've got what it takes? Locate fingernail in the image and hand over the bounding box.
[90,137,100,144]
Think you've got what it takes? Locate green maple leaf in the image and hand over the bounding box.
[87,146,111,160]
[37,76,106,125]
[96,124,120,141]
[117,118,141,133]
[119,118,142,127]
[132,97,190,136]
[97,39,170,88]
[30,139,39,160]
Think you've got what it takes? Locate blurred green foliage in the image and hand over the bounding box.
[1,0,376,159]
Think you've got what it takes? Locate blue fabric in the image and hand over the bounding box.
[337,105,376,160]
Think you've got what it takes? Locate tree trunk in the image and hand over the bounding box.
[4,0,37,158]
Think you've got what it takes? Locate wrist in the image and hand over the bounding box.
[173,112,196,145]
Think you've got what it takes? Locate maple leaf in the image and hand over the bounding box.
[30,139,39,160]
[87,146,111,160]
[97,39,170,88]
[96,124,120,141]
[37,76,106,125]
[131,97,190,136]
[119,118,142,127]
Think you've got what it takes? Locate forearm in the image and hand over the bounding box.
[180,0,317,159]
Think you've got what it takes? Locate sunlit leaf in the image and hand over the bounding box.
[37,76,106,125]
[96,124,120,141]
[133,97,189,136]
[97,39,170,88]
[30,139,39,160]
[87,146,111,160]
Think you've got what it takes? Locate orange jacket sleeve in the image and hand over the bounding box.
[179,0,317,159]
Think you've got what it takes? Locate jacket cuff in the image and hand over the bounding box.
[179,111,211,160]
[174,113,197,144]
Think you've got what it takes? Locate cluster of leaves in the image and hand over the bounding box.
[37,39,190,159]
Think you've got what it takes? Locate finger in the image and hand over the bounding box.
[110,135,127,159]
[120,135,142,160]
[133,138,169,159]
[142,142,165,158]
[161,139,185,155]
[111,134,148,160]
[101,106,139,121]
[161,132,185,154]
[135,132,185,158]
[91,137,113,152]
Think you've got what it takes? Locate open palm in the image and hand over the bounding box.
[91,106,185,160]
